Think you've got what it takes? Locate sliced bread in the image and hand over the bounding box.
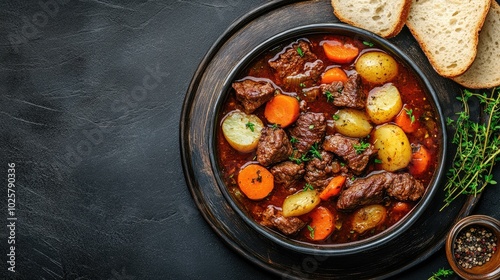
[331,0,412,38]
[405,0,491,78]
[452,0,500,89]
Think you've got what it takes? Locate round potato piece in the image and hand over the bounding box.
[222,110,264,153]
[282,190,320,217]
[334,109,373,138]
[366,83,403,124]
[352,204,387,234]
[355,51,398,84]
[373,124,412,171]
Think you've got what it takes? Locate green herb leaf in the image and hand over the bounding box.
[307,225,315,239]
[296,46,304,57]
[405,108,415,123]
[325,91,334,102]
[428,268,454,280]
[442,87,500,210]
[245,122,255,132]
[289,152,310,164]
[363,41,374,47]
[309,142,322,159]
[353,140,370,154]
[303,183,314,191]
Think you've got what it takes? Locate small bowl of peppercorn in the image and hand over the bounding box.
[446,215,500,280]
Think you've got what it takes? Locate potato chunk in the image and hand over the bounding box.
[222,110,264,153]
[333,109,373,138]
[366,83,403,124]
[373,124,412,171]
[355,51,398,84]
[352,204,387,234]
[282,190,320,217]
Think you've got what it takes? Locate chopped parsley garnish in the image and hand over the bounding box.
[332,114,340,121]
[271,123,280,129]
[245,122,255,132]
[363,41,374,47]
[405,108,415,123]
[289,151,310,164]
[309,124,315,130]
[299,82,306,88]
[303,183,314,191]
[309,143,322,159]
[296,46,304,57]
[374,158,382,164]
[290,136,298,144]
[325,90,334,102]
[307,225,315,239]
[353,140,370,154]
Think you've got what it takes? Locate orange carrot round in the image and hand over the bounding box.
[322,41,359,64]
[392,202,411,213]
[409,145,431,175]
[319,175,346,200]
[394,106,420,133]
[306,206,335,241]
[264,94,300,128]
[237,164,274,200]
[321,67,348,84]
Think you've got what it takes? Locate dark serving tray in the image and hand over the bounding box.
[180,0,482,278]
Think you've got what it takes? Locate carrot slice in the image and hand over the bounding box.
[319,175,346,200]
[307,206,335,241]
[322,41,359,64]
[264,94,300,128]
[392,202,411,213]
[409,145,431,175]
[321,67,348,84]
[394,106,420,133]
[237,164,274,200]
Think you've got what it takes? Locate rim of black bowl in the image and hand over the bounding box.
[209,23,447,256]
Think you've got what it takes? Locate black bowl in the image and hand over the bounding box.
[210,23,447,256]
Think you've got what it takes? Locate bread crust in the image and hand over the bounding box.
[405,0,491,78]
[332,0,413,38]
[452,0,500,89]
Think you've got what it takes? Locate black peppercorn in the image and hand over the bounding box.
[453,226,498,269]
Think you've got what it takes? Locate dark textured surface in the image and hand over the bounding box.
[0,0,498,279]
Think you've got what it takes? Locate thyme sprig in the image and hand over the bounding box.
[428,268,454,280]
[442,87,500,210]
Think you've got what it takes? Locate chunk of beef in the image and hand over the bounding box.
[301,59,325,82]
[270,161,305,189]
[320,73,365,109]
[322,134,377,174]
[232,79,275,114]
[256,127,293,166]
[269,41,324,86]
[289,112,327,155]
[385,173,425,201]
[260,205,306,235]
[304,150,334,188]
[337,172,392,210]
[337,172,425,210]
